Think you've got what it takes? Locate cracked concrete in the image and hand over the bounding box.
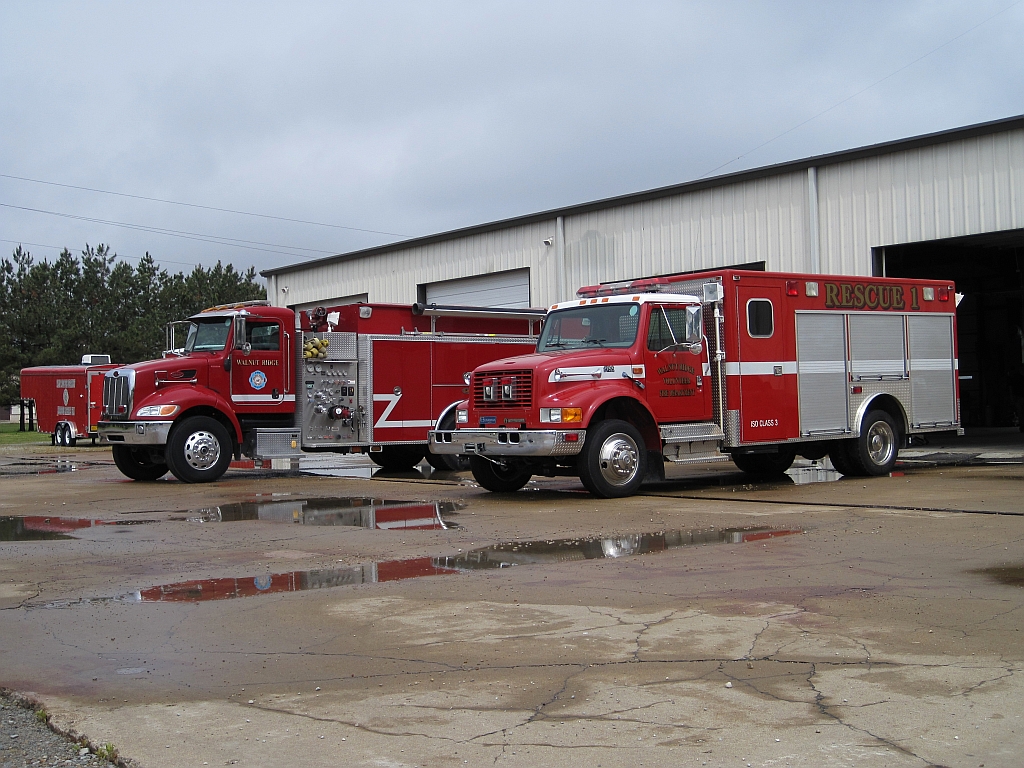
[1,442,1023,766]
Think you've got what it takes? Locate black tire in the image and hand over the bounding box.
[469,455,533,493]
[165,416,233,483]
[426,410,471,471]
[731,449,796,476]
[848,410,901,476]
[577,419,648,498]
[112,445,169,481]
[827,441,861,476]
[369,445,426,472]
[54,423,67,447]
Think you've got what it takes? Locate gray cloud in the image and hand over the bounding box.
[1,1,1021,273]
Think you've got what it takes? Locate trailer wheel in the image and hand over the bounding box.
[578,419,648,498]
[469,456,533,492]
[369,445,426,472]
[165,416,233,483]
[847,410,900,476]
[112,445,169,481]
[731,449,795,476]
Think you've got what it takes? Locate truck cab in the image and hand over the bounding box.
[97,301,296,482]
[430,286,722,497]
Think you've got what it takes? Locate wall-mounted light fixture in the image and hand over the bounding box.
[281,285,289,294]
[543,238,554,246]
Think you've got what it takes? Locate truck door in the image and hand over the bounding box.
[735,284,797,442]
[230,319,290,412]
[642,304,712,424]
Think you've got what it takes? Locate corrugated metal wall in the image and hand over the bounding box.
[817,128,1024,274]
[268,126,1024,309]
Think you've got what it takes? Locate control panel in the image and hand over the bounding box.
[301,357,361,446]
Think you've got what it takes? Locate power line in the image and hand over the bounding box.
[0,238,203,268]
[0,172,410,238]
[0,201,342,260]
[699,0,1024,178]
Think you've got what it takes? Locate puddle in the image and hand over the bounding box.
[168,497,464,530]
[971,564,1024,587]
[0,458,100,477]
[0,516,155,541]
[38,526,802,606]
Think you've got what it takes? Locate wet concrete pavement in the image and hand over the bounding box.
[1,434,1023,767]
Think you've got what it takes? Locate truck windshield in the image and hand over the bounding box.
[184,318,232,352]
[537,303,640,351]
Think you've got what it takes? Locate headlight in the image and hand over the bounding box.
[540,407,582,423]
[456,409,468,424]
[135,405,180,418]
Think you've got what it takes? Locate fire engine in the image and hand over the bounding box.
[429,269,961,498]
[19,355,117,446]
[95,301,542,482]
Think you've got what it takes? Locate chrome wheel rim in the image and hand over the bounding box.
[598,433,640,486]
[866,420,895,466]
[183,430,221,471]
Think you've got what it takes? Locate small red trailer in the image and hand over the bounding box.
[20,355,116,446]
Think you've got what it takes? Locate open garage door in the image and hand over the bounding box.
[878,230,1024,429]
[423,268,531,309]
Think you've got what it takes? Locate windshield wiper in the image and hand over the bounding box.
[582,338,608,346]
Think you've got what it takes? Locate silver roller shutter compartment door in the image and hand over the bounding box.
[908,315,956,427]
[424,269,530,308]
[796,313,849,434]
[849,314,906,379]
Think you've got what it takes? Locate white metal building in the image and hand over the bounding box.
[263,115,1024,427]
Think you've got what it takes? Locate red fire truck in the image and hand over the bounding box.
[96,301,542,482]
[19,355,117,446]
[429,269,961,497]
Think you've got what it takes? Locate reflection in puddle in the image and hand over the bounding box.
[174,497,465,530]
[971,564,1024,587]
[40,526,802,606]
[0,516,154,541]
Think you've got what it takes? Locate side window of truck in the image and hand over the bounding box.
[647,307,688,350]
[247,322,281,351]
[746,299,774,338]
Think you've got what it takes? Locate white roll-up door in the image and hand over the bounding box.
[424,269,530,308]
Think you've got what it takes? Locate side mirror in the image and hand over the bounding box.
[233,315,247,350]
[685,305,702,343]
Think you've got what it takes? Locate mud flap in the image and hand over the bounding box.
[645,450,665,482]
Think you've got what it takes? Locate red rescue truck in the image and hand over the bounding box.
[96,300,542,482]
[429,269,961,497]
[19,355,117,446]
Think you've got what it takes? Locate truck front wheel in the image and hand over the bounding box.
[165,416,233,483]
[578,419,648,498]
[111,445,168,481]
[468,456,532,492]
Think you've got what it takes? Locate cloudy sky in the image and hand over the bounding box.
[1,1,1021,277]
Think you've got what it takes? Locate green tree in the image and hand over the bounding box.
[0,244,267,404]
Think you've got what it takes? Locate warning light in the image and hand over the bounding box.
[937,287,950,301]
[786,280,799,297]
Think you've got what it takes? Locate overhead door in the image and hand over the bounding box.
[908,315,956,427]
[796,313,849,435]
[424,269,530,308]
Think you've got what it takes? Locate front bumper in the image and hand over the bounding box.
[97,420,173,446]
[429,428,586,457]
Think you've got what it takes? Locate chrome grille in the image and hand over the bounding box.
[102,370,134,420]
[473,370,532,410]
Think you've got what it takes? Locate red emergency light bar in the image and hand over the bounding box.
[577,277,670,298]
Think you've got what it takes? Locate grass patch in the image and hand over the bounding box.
[0,421,50,446]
